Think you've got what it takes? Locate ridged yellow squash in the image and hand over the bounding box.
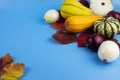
[60,0,92,19]
[65,15,103,33]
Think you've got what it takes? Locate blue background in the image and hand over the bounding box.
[0,0,120,80]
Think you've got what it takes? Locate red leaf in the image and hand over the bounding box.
[53,31,78,44]
[79,0,89,8]
[52,20,65,31]
[77,32,92,47]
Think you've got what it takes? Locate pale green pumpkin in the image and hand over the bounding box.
[94,17,120,38]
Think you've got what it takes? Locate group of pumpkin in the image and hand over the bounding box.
[44,0,120,63]
[44,0,120,38]
[60,0,120,38]
[65,16,120,38]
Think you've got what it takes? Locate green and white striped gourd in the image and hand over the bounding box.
[94,17,120,38]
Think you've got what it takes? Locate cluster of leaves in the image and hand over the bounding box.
[0,53,24,80]
[51,0,120,48]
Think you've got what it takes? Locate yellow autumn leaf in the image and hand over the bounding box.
[1,62,24,80]
[1,77,18,80]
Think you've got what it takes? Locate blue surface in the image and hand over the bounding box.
[0,0,120,80]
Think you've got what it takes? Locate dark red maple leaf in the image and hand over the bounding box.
[53,31,78,44]
[77,32,92,47]
[52,20,65,31]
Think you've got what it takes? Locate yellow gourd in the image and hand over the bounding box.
[65,15,103,33]
[60,0,92,19]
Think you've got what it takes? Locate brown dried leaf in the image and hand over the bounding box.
[0,53,25,80]
[0,53,13,72]
[53,31,78,44]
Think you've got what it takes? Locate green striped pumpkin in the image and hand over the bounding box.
[94,17,120,38]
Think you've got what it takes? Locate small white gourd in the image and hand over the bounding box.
[44,9,59,23]
[98,41,120,63]
[90,0,113,16]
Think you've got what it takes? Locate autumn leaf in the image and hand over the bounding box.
[77,32,92,47]
[0,53,13,72]
[0,53,25,80]
[52,20,65,31]
[53,31,78,44]
[1,63,24,80]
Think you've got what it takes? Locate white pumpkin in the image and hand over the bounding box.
[44,9,59,23]
[98,41,120,63]
[90,0,113,16]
